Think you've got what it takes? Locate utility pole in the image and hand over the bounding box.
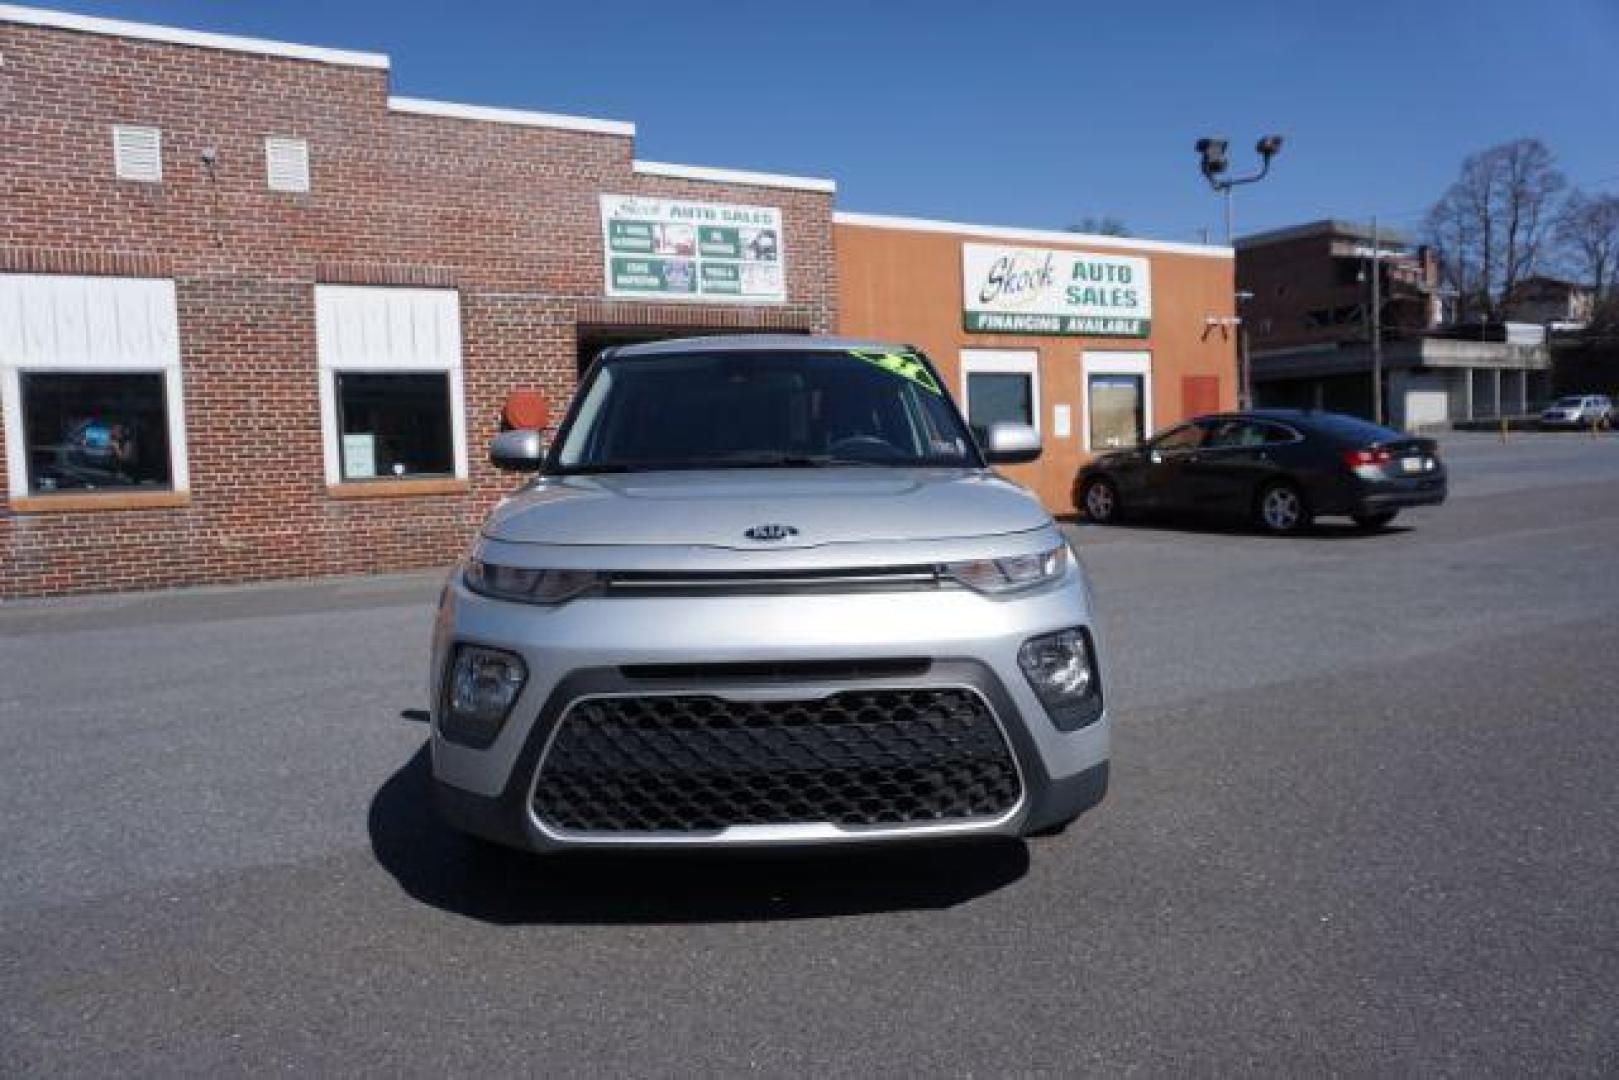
[1370,216,1383,425]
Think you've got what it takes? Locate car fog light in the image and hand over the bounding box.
[1017,627,1103,731]
[443,645,527,747]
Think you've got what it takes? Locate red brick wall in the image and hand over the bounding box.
[0,20,835,597]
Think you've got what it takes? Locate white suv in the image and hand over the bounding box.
[1540,394,1613,429]
[429,336,1110,853]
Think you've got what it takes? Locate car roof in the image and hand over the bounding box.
[1189,409,1315,424]
[604,334,912,360]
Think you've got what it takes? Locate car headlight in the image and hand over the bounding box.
[1017,626,1103,731]
[940,544,1069,595]
[464,559,603,605]
[441,644,527,747]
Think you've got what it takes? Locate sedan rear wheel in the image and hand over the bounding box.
[1081,477,1120,524]
[1255,481,1311,535]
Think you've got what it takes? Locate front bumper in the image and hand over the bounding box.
[429,567,1110,851]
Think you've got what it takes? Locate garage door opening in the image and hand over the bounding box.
[576,324,809,374]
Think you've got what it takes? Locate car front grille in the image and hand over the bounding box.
[531,688,1021,835]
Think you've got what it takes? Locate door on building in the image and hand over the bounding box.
[1082,351,1153,452]
[1181,374,1221,419]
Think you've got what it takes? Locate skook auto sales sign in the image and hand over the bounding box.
[962,242,1151,336]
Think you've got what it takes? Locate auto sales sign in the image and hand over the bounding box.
[962,242,1151,337]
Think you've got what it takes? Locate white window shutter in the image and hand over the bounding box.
[264,136,310,193]
[112,125,162,182]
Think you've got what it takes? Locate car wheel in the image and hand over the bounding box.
[1080,477,1121,524]
[1255,481,1311,535]
[1351,510,1398,530]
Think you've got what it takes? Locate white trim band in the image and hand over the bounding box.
[0,3,390,68]
[633,160,836,194]
[834,211,1233,259]
[388,97,635,137]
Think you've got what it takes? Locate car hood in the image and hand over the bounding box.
[480,468,1050,548]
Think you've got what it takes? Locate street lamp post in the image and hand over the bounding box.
[1195,135,1285,246]
[1197,135,1283,411]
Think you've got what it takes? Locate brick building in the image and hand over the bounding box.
[1237,220,1549,428]
[1,4,1234,598]
[0,5,835,597]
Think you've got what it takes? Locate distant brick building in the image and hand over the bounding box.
[1236,220,1549,428]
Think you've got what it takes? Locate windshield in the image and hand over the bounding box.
[1554,396,1585,407]
[553,348,980,473]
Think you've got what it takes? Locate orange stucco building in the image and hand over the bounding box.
[836,212,1237,512]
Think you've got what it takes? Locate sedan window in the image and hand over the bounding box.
[1150,423,1204,452]
[1205,420,1268,448]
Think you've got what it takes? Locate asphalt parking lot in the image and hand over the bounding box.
[3,432,1617,1075]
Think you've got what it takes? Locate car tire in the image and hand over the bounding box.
[1254,480,1312,535]
[1351,510,1398,530]
[1080,477,1121,524]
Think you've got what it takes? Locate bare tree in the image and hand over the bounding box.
[1067,216,1131,237]
[1556,190,1619,321]
[1424,138,1566,319]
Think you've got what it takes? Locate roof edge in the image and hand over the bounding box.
[0,2,390,68]
[833,211,1233,259]
[387,97,634,137]
[632,160,835,194]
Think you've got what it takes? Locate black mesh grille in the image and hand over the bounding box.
[533,689,1021,834]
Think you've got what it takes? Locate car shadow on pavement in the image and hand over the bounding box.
[368,742,1030,925]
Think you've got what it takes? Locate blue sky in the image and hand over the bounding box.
[38,0,1619,245]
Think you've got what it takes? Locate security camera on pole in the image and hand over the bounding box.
[1195,135,1284,409]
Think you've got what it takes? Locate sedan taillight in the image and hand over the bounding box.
[1342,447,1393,469]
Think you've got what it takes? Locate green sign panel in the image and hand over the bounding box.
[610,257,697,294]
[963,313,1151,337]
[961,242,1153,337]
[698,227,741,259]
[601,194,785,302]
[608,220,656,254]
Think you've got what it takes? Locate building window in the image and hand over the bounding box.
[314,285,466,488]
[20,372,172,492]
[1082,351,1153,452]
[264,136,310,193]
[960,350,1039,447]
[2,275,190,505]
[112,124,162,182]
[334,372,453,480]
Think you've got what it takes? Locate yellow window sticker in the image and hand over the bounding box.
[846,349,943,396]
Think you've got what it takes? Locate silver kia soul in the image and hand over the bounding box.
[429,335,1110,853]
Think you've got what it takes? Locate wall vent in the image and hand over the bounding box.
[264,136,310,193]
[112,125,162,182]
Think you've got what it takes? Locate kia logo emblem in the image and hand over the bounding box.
[744,524,798,541]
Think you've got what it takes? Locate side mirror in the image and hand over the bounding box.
[984,421,1041,465]
[490,429,545,472]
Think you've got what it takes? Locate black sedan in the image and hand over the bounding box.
[1074,410,1446,534]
